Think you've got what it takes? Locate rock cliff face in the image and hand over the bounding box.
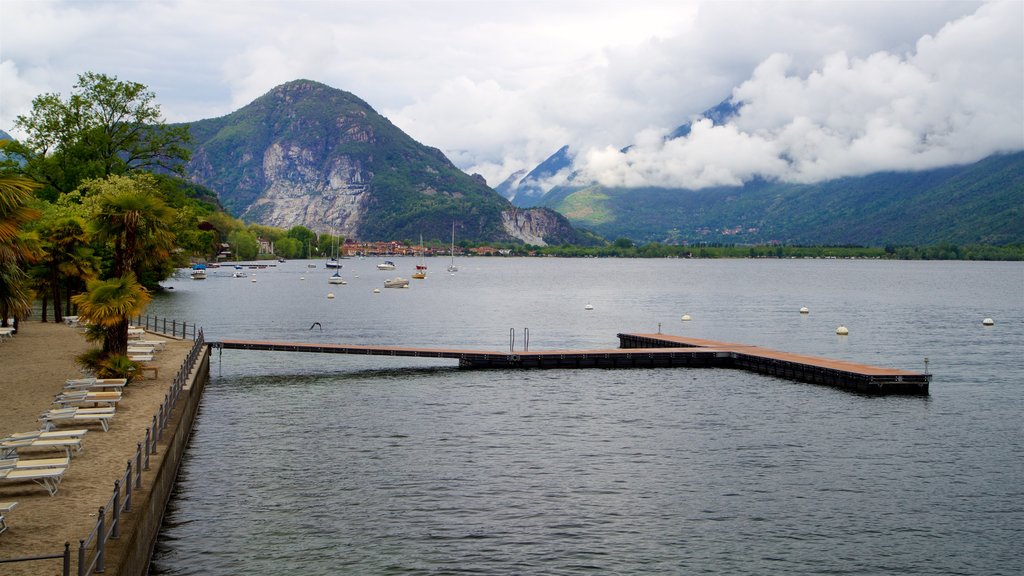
[181,79,588,245]
[242,142,369,236]
[501,207,577,246]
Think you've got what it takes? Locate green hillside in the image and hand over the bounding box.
[544,152,1024,246]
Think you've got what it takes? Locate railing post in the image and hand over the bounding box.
[150,416,159,453]
[112,480,121,539]
[172,319,177,338]
[136,443,143,487]
[162,317,166,334]
[96,506,105,572]
[78,540,86,576]
[63,541,71,576]
[124,461,132,511]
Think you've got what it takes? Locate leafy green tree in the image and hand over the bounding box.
[227,229,259,260]
[274,236,302,258]
[71,273,151,356]
[9,71,191,199]
[286,226,316,258]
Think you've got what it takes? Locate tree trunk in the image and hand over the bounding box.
[51,266,63,322]
[40,294,49,322]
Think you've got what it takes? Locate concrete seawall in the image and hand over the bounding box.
[99,345,210,576]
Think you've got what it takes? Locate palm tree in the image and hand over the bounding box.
[87,173,175,279]
[0,174,42,327]
[37,216,95,322]
[71,272,151,356]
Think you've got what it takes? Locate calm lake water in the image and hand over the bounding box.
[147,258,1023,575]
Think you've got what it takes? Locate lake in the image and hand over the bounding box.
[146,257,1023,575]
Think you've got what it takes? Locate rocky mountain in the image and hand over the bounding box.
[180,80,589,246]
[502,145,575,207]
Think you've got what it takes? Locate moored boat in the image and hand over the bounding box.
[190,264,207,280]
[377,260,396,270]
[384,277,410,288]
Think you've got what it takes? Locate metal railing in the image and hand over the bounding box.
[132,314,198,340]
[75,328,205,575]
[0,544,72,576]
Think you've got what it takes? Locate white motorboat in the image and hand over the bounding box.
[377,260,396,270]
[384,277,410,288]
[328,270,346,285]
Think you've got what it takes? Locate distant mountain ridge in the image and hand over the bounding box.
[542,152,1024,245]
[180,80,587,245]
[507,95,1022,246]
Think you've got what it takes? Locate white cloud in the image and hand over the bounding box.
[1,0,1018,188]
[576,1,1024,188]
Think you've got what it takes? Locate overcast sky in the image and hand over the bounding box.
[2,0,1021,189]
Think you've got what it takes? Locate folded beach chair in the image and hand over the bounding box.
[40,407,115,432]
[0,501,16,534]
[0,465,67,496]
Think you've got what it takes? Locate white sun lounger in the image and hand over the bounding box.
[1,436,83,459]
[0,456,70,470]
[0,501,16,534]
[64,378,128,391]
[127,345,157,355]
[128,354,153,362]
[53,390,123,407]
[131,339,166,350]
[0,466,67,496]
[40,407,115,432]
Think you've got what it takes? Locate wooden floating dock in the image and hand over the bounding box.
[210,333,929,395]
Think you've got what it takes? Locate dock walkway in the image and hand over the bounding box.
[212,332,929,395]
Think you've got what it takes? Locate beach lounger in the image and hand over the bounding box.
[53,390,123,407]
[1,436,83,459]
[40,407,115,432]
[0,501,16,534]
[127,345,157,355]
[0,327,14,341]
[0,465,67,496]
[131,339,166,350]
[0,456,70,470]
[64,378,128,391]
[128,354,153,362]
[127,328,145,339]
[3,429,89,442]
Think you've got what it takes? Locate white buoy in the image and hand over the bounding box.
[836,325,849,335]
[800,307,809,314]
[300,276,305,281]
[373,288,381,294]
[327,292,335,299]
[681,314,691,321]
[983,317,994,326]
[250,277,256,282]
[585,303,594,310]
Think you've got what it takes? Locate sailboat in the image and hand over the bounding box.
[327,233,345,284]
[325,233,342,268]
[447,222,458,273]
[412,234,427,279]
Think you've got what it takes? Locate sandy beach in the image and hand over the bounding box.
[0,321,195,575]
